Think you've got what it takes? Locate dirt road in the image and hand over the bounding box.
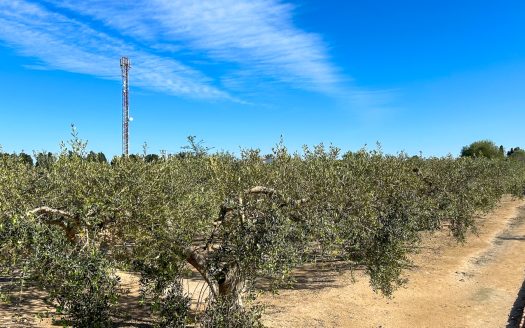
[261,196,525,328]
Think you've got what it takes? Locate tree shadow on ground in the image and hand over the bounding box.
[0,275,157,328]
[506,273,525,328]
[256,260,363,292]
[113,291,155,328]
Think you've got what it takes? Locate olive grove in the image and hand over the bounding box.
[1,136,525,327]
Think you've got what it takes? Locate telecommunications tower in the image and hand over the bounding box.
[120,57,131,156]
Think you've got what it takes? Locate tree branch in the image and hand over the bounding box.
[28,206,75,219]
[27,206,80,242]
[205,205,235,251]
[184,246,218,297]
[245,186,278,196]
[245,186,308,207]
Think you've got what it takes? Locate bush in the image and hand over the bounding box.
[200,296,264,328]
[155,283,191,328]
[135,259,190,328]
[29,236,120,327]
[461,140,504,159]
[508,147,525,162]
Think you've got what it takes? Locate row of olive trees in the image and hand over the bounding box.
[1,137,525,327]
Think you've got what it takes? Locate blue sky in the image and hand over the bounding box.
[0,0,524,157]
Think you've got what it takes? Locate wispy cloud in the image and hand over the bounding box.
[0,0,343,99]
[0,1,231,99]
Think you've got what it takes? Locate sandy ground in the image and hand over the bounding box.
[261,196,525,328]
[2,196,525,327]
[0,268,209,327]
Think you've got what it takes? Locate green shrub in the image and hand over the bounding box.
[155,283,191,328]
[200,296,264,328]
[461,140,504,159]
[29,239,120,327]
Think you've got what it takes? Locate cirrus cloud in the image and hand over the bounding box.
[0,0,342,100]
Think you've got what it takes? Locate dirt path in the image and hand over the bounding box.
[261,196,525,328]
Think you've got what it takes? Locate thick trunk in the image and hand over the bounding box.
[185,250,245,306]
[217,264,244,306]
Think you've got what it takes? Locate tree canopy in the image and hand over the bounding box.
[508,147,525,162]
[461,140,504,159]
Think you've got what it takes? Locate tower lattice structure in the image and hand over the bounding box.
[120,57,131,156]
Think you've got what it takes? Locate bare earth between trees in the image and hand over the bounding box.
[2,196,525,327]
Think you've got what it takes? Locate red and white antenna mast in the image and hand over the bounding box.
[120,57,131,156]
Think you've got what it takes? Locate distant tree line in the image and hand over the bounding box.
[0,152,33,166]
[2,138,523,170]
[0,142,211,168]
